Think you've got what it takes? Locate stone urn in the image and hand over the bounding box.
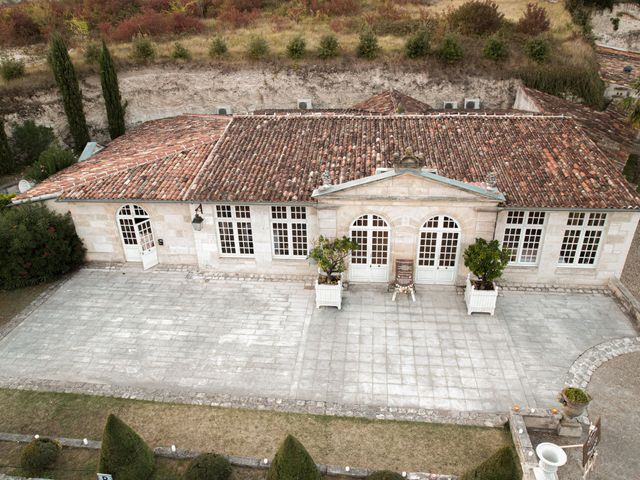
[560,387,591,419]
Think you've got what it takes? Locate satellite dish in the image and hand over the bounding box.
[18,179,34,193]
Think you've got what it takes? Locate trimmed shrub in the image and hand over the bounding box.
[209,37,228,57]
[267,435,321,480]
[318,34,339,59]
[404,28,430,59]
[448,0,504,35]
[460,446,522,480]
[563,387,591,404]
[131,34,157,64]
[0,57,26,81]
[368,471,405,480]
[525,37,550,62]
[357,30,380,60]
[10,120,55,170]
[437,35,464,63]
[184,453,232,480]
[463,238,510,290]
[98,414,155,480]
[20,438,61,475]
[0,204,85,289]
[287,35,306,60]
[483,36,507,61]
[517,3,551,35]
[172,42,192,60]
[0,193,16,208]
[84,42,101,65]
[247,35,269,59]
[26,144,77,182]
[100,40,127,140]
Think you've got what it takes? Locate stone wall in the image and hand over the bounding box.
[593,3,640,51]
[497,211,640,287]
[2,64,519,144]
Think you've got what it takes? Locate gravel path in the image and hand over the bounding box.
[621,223,640,299]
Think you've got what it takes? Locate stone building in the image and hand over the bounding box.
[13,92,640,287]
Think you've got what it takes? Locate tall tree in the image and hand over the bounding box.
[99,40,126,140]
[0,117,14,175]
[48,33,90,153]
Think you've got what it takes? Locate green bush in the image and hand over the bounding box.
[0,204,85,289]
[26,143,77,182]
[172,42,192,60]
[368,471,405,480]
[131,34,156,64]
[247,35,269,59]
[565,0,592,35]
[184,453,232,480]
[437,35,464,63]
[623,153,639,185]
[267,435,321,480]
[563,387,591,404]
[287,35,307,60]
[518,61,605,108]
[10,120,55,170]
[308,235,359,282]
[84,42,101,65]
[357,30,380,60]
[98,414,155,480]
[525,37,550,62]
[0,57,26,81]
[20,438,61,475]
[448,0,504,35]
[483,36,507,61]
[463,238,510,290]
[209,37,228,57]
[318,34,339,59]
[0,194,16,208]
[0,116,13,175]
[461,446,521,480]
[404,28,430,59]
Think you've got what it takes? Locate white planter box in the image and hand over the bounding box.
[464,274,498,315]
[316,280,343,310]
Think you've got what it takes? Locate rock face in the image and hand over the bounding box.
[592,3,640,51]
[2,64,518,143]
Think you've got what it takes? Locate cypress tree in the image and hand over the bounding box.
[0,116,14,175]
[48,33,90,153]
[99,40,126,140]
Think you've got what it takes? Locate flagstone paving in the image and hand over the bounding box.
[0,268,635,413]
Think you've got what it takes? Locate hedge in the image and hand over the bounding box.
[267,435,321,480]
[460,446,522,480]
[184,453,232,480]
[98,414,155,480]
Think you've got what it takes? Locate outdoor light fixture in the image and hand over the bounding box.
[192,204,204,231]
[83,438,88,445]
[345,466,350,472]
[171,445,177,453]
[401,472,407,478]
[34,434,39,439]
[263,458,269,465]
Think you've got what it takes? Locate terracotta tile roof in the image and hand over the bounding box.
[351,89,432,114]
[15,114,231,201]
[518,87,637,168]
[186,114,640,209]
[595,46,640,88]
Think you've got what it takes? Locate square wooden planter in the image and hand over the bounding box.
[464,274,498,315]
[315,280,343,310]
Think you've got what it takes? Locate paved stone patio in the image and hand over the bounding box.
[0,268,635,412]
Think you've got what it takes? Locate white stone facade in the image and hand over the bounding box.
[45,171,639,288]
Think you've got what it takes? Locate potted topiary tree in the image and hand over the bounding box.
[559,387,591,418]
[308,235,359,310]
[463,238,510,315]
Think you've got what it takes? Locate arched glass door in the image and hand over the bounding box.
[349,214,390,283]
[116,204,158,270]
[416,215,460,284]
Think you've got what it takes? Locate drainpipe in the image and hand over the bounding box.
[10,193,60,206]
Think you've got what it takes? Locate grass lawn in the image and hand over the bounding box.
[0,282,51,330]
[0,389,511,476]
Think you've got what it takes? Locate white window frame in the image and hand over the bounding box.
[557,212,607,267]
[502,211,547,266]
[270,206,308,258]
[215,205,254,257]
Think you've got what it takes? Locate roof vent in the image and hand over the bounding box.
[623,65,633,73]
[298,99,313,110]
[443,101,458,109]
[485,171,497,190]
[215,105,232,115]
[464,98,481,109]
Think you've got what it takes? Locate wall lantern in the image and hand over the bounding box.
[192,204,204,231]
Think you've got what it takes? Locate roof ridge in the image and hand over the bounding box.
[234,113,571,119]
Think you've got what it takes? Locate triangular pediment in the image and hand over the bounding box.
[312,170,504,202]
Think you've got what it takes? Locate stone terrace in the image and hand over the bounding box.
[0,268,635,413]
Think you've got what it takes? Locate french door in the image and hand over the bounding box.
[117,204,158,269]
[416,215,460,284]
[349,214,390,283]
